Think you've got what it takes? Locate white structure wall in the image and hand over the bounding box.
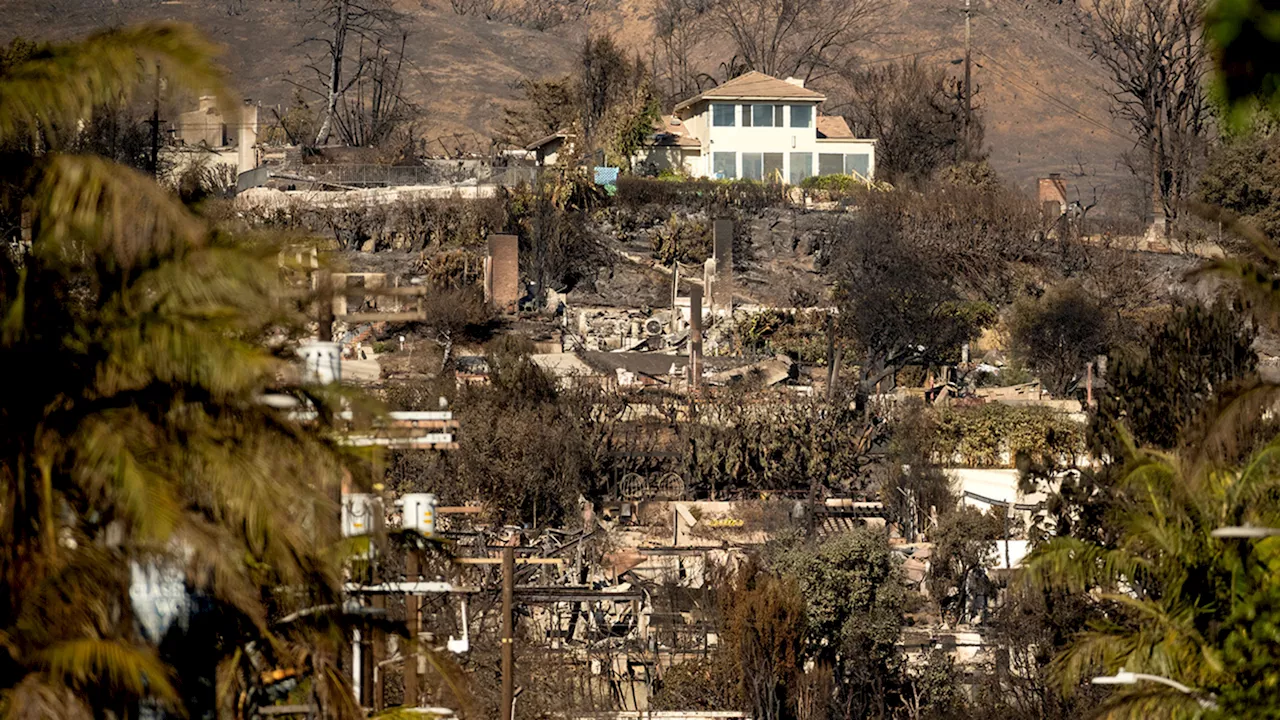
[680,101,875,183]
[527,72,878,184]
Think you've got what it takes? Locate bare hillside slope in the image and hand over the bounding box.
[1,0,1138,197]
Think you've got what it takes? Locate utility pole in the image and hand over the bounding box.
[963,0,972,160]
[317,271,335,342]
[825,312,838,400]
[404,551,420,708]
[501,546,515,720]
[149,64,161,177]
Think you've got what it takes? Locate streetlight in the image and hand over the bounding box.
[1092,668,1218,710]
[1211,525,1280,539]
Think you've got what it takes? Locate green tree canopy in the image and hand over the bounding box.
[1026,433,1280,718]
[771,529,908,719]
[0,24,372,718]
[1008,283,1111,398]
[1092,301,1256,456]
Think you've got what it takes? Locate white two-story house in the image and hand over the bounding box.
[527,71,876,184]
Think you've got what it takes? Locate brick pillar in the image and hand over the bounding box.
[487,234,520,312]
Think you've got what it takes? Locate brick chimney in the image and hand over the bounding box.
[1037,173,1068,216]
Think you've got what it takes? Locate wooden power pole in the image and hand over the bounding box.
[404,551,420,708]
[963,0,972,159]
[501,546,515,720]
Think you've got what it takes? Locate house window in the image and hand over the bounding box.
[790,105,812,128]
[845,153,871,177]
[712,104,736,127]
[789,152,813,184]
[818,153,844,176]
[742,152,764,181]
[713,152,737,179]
[764,153,784,182]
[749,104,783,127]
[741,104,752,127]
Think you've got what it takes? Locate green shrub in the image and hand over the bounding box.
[650,215,712,264]
[615,176,788,212]
[734,309,838,363]
[800,174,865,193]
[932,404,1084,467]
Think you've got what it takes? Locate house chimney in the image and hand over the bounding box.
[1037,175,1068,217]
[783,77,805,88]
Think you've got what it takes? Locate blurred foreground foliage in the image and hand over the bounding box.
[0,23,385,719]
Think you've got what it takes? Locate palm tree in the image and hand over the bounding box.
[0,24,371,718]
[1025,428,1280,719]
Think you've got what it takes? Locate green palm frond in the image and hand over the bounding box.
[317,664,364,720]
[1025,537,1152,594]
[1187,378,1280,469]
[1052,629,1140,692]
[214,649,245,720]
[0,21,400,718]
[1054,621,1221,704]
[0,22,228,145]
[14,546,130,642]
[28,154,204,271]
[1095,685,1207,720]
[68,413,181,543]
[38,639,178,705]
[1194,258,1280,328]
[1186,200,1280,266]
[1095,594,1214,654]
[174,519,271,631]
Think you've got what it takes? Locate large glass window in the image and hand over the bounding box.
[845,153,871,177]
[818,153,844,176]
[789,152,813,184]
[712,103,735,127]
[763,153,784,182]
[790,105,812,128]
[713,152,737,179]
[741,104,753,127]
[748,104,784,127]
[742,153,764,181]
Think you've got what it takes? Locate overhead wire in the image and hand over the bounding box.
[858,44,965,67]
[971,47,1134,144]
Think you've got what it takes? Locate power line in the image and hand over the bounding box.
[971,48,1133,144]
[859,44,964,67]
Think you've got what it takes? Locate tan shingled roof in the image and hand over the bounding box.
[816,115,854,139]
[649,115,701,148]
[674,71,825,111]
[524,131,572,151]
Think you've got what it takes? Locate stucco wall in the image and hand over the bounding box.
[678,100,876,183]
[633,146,683,173]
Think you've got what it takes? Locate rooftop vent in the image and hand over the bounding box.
[783,76,805,88]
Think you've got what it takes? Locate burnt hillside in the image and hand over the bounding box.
[2,0,1136,202]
